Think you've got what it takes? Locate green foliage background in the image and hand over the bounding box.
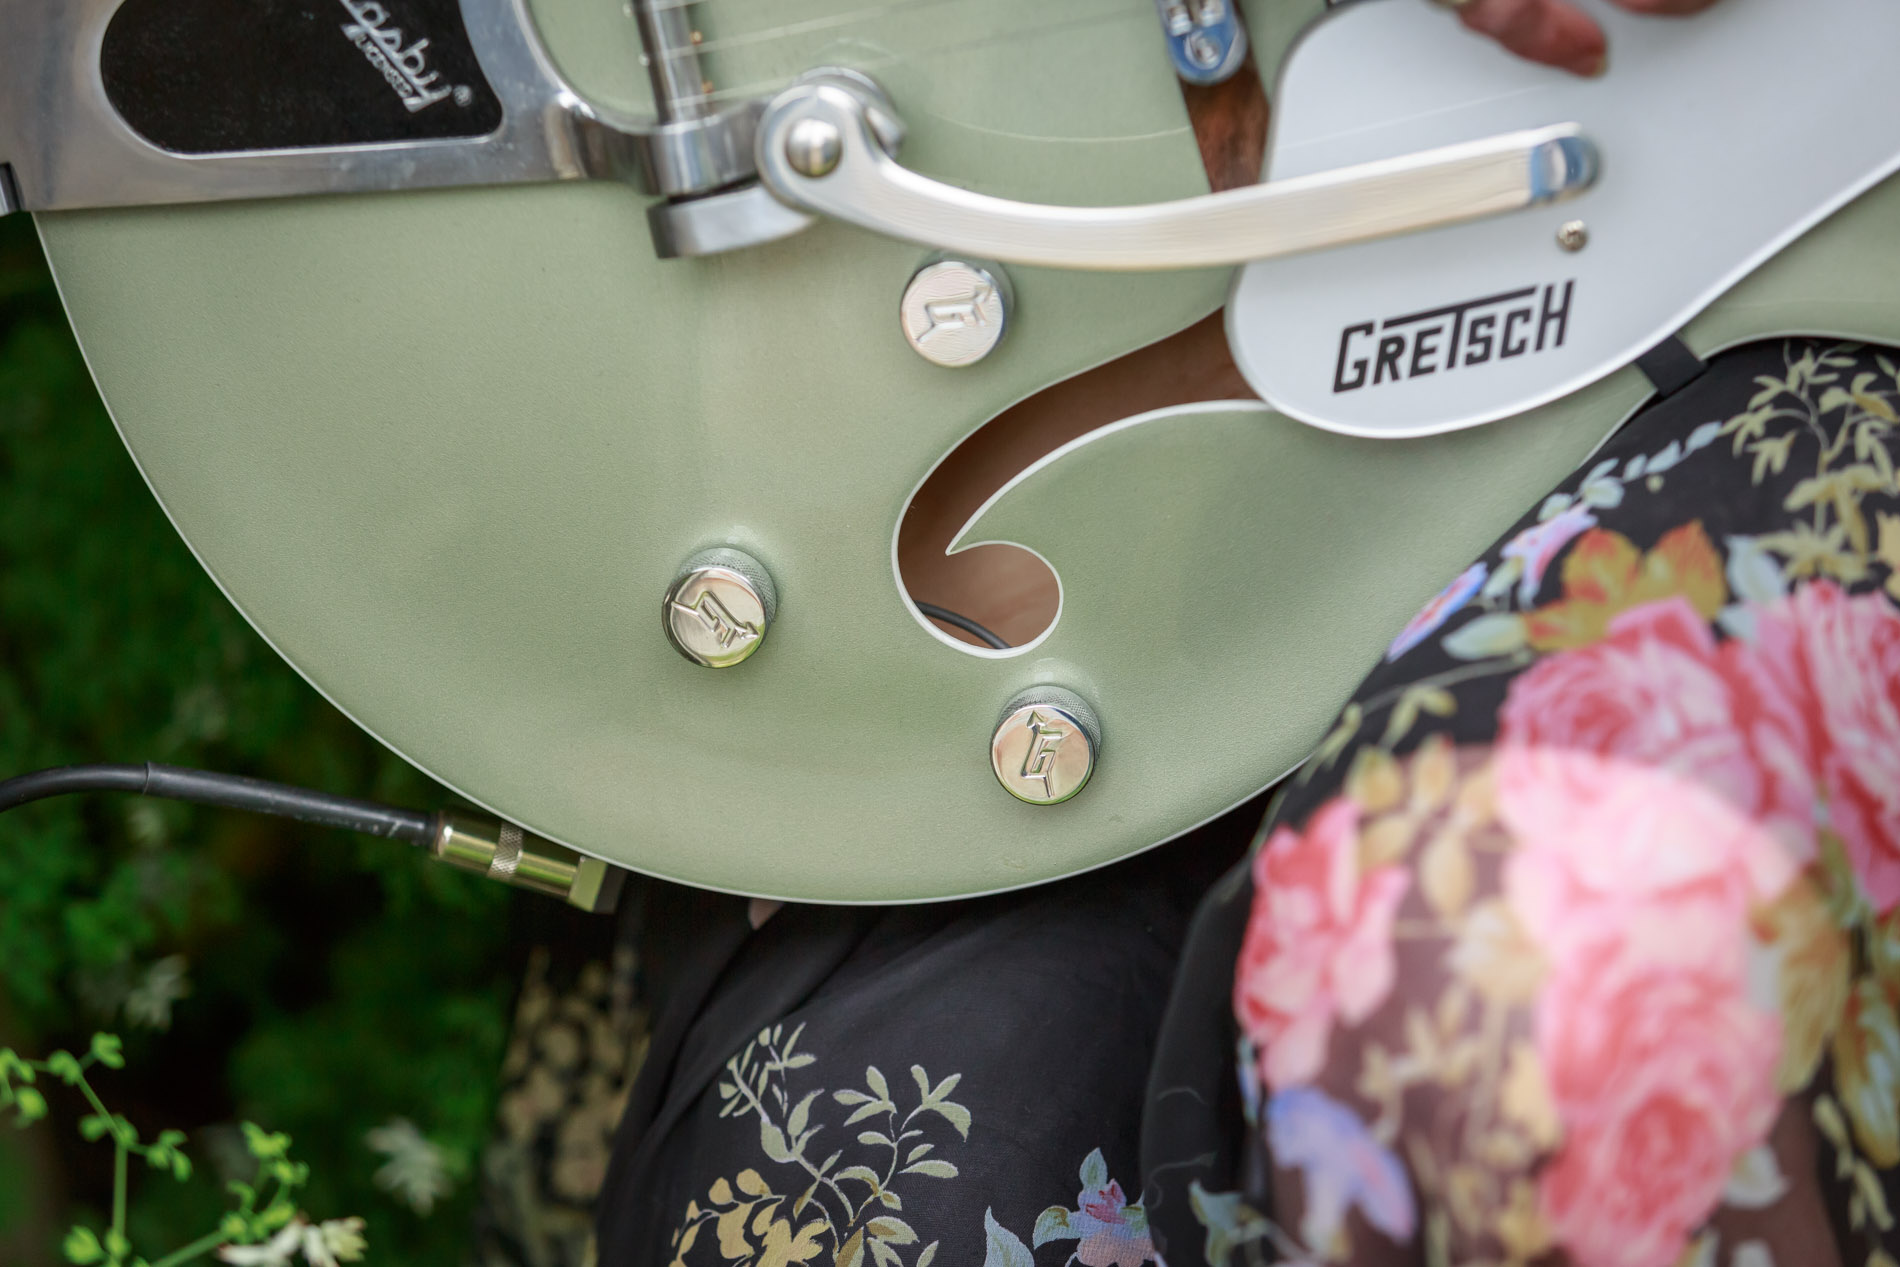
[0,214,519,1264]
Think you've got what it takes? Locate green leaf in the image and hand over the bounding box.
[240,1122,289,1159]
[832,1089,872,1105]
[79,1114,113,1141]
[1033,1207,1076,1248]
[982,1209,1034,1267]
[864,1066,888,1100]
[916,1242,938,1267]
[901,1159,958,1179]
[759,1122,795,1164]
[1077,1147,1108,1190]
[169,1153,191,1181]
[865,1216,916,1245]
[1442,612,1527,660]
[836,1165,882,1190]
[918,1101,970,1140]
[104,1228,130,1260]
[87,1034,124,1069]
[857,1131,893,1148]
[787,1090,820,1139]
[13,1086,46,1125]
[46,1051,84,1085]
[843,1102,890,1127]
[62,1225,104,1264]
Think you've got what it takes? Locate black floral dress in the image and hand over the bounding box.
[1143,340,1900,1267]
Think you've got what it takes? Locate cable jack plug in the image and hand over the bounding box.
[428,811,627,913]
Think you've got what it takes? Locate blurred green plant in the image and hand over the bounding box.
[2,1032,363,1267]
[0,212,518,1261]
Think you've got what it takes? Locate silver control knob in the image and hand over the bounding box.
[662,548,778,668]
[900,259,1010,368]
[990,686,1101,805]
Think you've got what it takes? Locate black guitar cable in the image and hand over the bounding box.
[0,763,623,912]
[915,601,1010,650]
[0,762,434,841]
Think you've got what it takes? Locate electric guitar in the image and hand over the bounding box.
[5,0,1898,900]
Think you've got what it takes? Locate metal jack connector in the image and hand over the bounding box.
[428,811,627,913]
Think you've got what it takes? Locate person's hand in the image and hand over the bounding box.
[1448,0,1721,77]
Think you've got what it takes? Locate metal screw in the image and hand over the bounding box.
[990,687,1101,805]
[1556,219,1589,252]
[662,548,778,668]
[1184,32,1222,68]
[784,116,842,178]
[900,260,1011,368]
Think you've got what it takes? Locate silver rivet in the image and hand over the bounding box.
[990,687,1101,805]
[662,548,777,668]
[784,117,842,178]
[1557,219,1589,252]
[900,260,1011,368]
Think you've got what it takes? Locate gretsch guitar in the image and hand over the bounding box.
[5,0,1899,900]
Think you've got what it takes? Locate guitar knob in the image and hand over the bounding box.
[661,548,778,668]
[900,259,1011,368]
[990,687,1101,805]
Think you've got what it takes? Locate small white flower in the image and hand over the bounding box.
[218,1219,304,1266]
[365,1117,456,1214]
[301,1216,368,1267]
[125,955,191,1030]
[217,1216,367,1267]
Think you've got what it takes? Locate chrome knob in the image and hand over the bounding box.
[662,548,777,668]
[990,686,1101,805]
[900,259,1010,368]
[784,117,842,178]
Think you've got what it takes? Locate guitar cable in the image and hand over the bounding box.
[0,604,1003,912]
[0,762,624,913]
[914,601,1010,650]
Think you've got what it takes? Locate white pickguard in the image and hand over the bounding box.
[1228,0,1900,439]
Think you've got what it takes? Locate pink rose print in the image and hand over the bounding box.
[1233,799,1409,1091]
[1074,1178,1151,1267]
[1501,502,1598,604]
[1499,595,1816,861]
[1497,749,1797,975]
[1385,562,1487,660]
[1031,1150,1156,1267]
[1747,580,1900,911]
[1535,941,1781,1267]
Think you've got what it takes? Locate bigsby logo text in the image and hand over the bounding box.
[1332,281,1575,394]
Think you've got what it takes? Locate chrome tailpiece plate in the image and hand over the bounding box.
[0,0,809,256]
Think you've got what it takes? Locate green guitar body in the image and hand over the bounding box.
[34,0,1900,899]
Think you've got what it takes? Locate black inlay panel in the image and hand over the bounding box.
[101,0,503,154]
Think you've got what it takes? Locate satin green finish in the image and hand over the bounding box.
[39,0,1229,901]
[36,0,1900,899]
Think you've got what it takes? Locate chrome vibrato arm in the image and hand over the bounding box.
[0,0,1595,266]
[753,76,1598,271]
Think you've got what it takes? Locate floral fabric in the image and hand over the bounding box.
[1145,340,1900,1267]
[593,823,1249,1267]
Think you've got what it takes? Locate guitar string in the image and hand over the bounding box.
[630,0,1149,75]
[688,6,1155,106]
